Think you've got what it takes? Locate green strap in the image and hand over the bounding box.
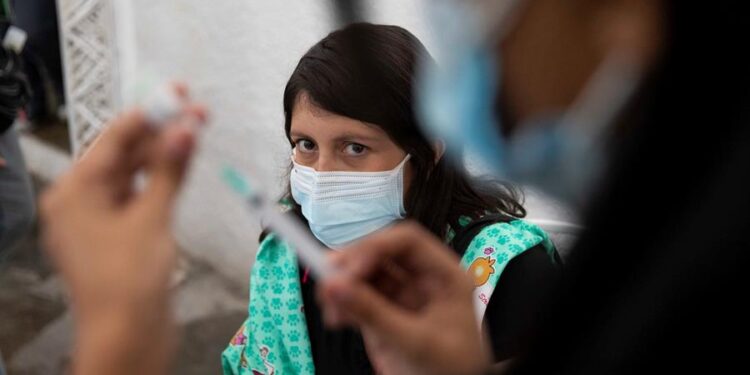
[459,219,555,319]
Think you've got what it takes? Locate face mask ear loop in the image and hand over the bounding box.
[393,154,411,216]
[393,154,412,174]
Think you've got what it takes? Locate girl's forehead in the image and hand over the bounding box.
[291,98,389,141]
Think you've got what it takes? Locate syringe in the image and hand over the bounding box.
[222,166,335,280]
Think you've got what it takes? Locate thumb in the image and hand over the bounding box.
[136,123,196,224]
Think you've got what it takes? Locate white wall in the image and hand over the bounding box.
[118,0,436,285]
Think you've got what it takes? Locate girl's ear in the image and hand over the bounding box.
[433,140,446,164]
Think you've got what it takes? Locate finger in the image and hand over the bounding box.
[328,254,427,313]
[134,120,196,224]
[76,110,151,182]
[340,222,464,284]
[183,103,208,124]
[56,110,154,209]
[372,266,406,298]
[172,82,189,99]
[166,84,210,129]
[181,103,209,132]
[319,276,414,339]
[113,104,205,201]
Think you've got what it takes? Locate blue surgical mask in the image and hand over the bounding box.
[417,0,642,205]
[289,155,411,249]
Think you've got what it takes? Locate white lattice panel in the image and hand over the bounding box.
[56,0,120,155]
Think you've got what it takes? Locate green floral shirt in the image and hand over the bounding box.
[222,219,556,375]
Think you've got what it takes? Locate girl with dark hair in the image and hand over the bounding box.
[222,23,561,375]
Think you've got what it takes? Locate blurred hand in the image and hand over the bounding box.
[40,93,205,375]
[318,222,491,375]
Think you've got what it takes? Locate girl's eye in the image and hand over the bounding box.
[344,143,367,156]
[296,139,316,153]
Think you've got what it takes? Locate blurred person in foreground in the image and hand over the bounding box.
[319,0,750,374]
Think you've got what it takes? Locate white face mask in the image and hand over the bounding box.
[290,155,411,249]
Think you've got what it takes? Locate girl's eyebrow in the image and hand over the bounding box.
[289,131,313,139]
[332,133,382,143]
[291,131,383,143]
